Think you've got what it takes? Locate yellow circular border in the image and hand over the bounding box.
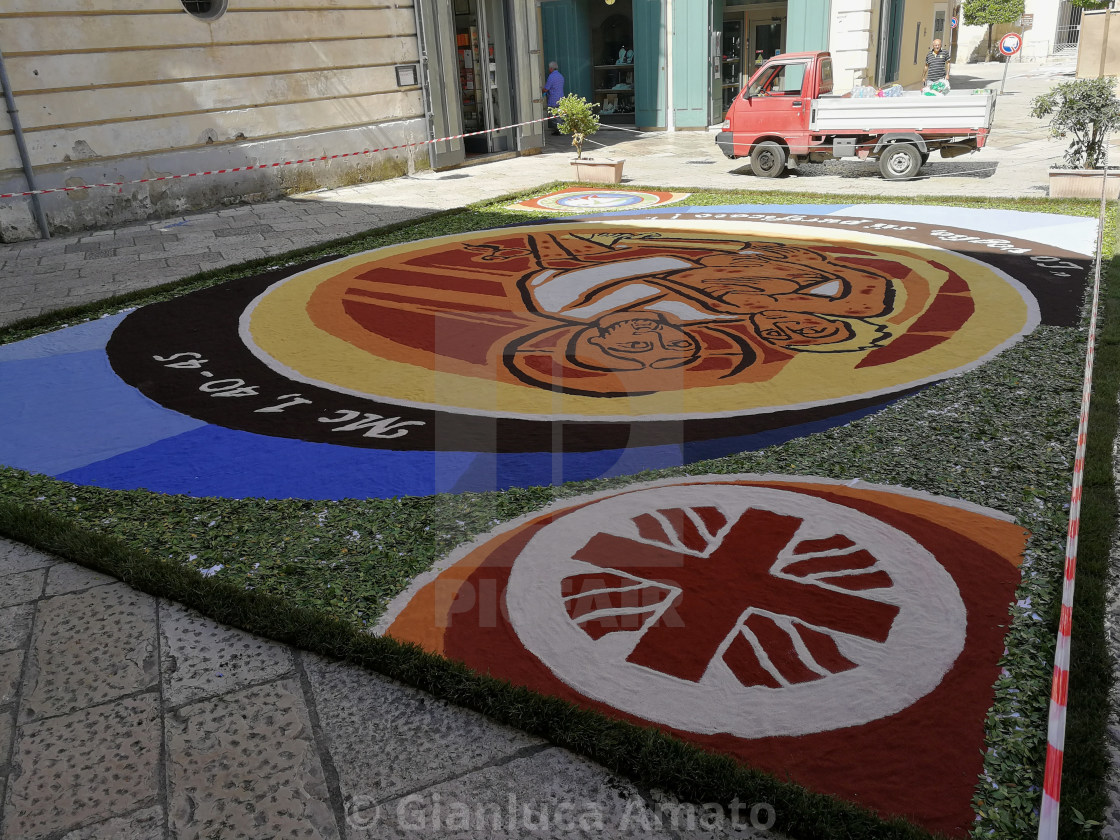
[242,219,1037,420]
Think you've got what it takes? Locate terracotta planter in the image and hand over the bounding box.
[1048,168,1120,199]
[570,157,625,184]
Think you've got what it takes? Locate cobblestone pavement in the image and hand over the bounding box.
[0,56,1109,839]
[0,539,774,840]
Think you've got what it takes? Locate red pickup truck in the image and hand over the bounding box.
[714,51,996,180]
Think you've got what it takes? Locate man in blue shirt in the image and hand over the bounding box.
[542,61,565,134]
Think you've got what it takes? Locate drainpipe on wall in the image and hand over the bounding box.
[0,45,49,240]
[410,0,438,170]
[666,0,675,131]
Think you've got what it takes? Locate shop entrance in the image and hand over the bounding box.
[591,0,635,124]
[454,0,515,156]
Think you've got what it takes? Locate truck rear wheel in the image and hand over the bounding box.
[750,142,787,178]
[878,143,922,180]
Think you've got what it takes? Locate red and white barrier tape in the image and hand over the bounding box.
[0,116,552,200]
[1036,200,1106,837]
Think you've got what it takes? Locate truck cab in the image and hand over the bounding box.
[715,52,831,172]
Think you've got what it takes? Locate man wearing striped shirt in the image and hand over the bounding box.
[924,38,951,86]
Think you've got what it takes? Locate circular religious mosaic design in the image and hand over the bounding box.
[239,221,1039,418]
[511,188,691,212]
[503,482,965,737]
[100,207,1088,468]
[377,475,1027,833]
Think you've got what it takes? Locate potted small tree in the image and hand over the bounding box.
[1030,75,1120,198]
[550,93,625,183]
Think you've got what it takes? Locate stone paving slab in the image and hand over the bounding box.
[159,600,294,708]
[0,603,34,653]
[20,583,158,721]
[165,677,339,840]
[0,568,46,608]
[366,748,761,840]
[43,562,115,597]
[0,707,12,764]
[303,654,544,806]
[0,649,22,706]
[0,541,56,576]
[4,693,161,840]
[56,806,167,840]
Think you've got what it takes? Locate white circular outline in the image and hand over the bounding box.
[541,191,657,209]
[502,483,966,738]
[375,473,1014,635]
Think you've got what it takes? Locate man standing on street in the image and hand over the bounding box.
[542,61,565,135]
[924,38,951,87]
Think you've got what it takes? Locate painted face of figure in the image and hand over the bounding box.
[587,315,700,370]
[750,311,854,348]
[679,251,891,319]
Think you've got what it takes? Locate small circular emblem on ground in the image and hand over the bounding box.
[511,188,691,211]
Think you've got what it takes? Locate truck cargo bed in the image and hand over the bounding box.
[810,90,995,132]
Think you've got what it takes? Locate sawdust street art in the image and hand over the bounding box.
[378,475,1029,836]
[0,207,1090,498]
[0,204,1097,835]
[509,187,691,211]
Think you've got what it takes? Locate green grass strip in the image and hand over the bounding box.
[0,500,938,840]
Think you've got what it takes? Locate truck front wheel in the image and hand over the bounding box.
[878,143,922,180]
[750,142,787,178]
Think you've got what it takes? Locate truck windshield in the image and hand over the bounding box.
[746,62,808,98]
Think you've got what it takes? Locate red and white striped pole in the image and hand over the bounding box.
[0,116,552,201]
[1037,135,1109,838]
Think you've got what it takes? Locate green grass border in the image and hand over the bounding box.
[1,186,1114,839]
[0,500,939,840]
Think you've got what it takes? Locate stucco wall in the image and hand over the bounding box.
[0,0,426,241]
[829,0,940,91]
[956,0,1060,63]
[896,0,941,88]
[830,0,875,92]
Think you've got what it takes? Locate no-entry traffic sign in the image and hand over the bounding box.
[1000,32,1023,56]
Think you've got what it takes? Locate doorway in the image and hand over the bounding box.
[454,0,515,156]
[740,3,786,75]
[933,2,947,44]
[721,13,746,114]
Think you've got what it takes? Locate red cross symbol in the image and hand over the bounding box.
[565,506,900,685]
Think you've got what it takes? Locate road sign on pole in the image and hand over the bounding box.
[998,33,1022,94]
